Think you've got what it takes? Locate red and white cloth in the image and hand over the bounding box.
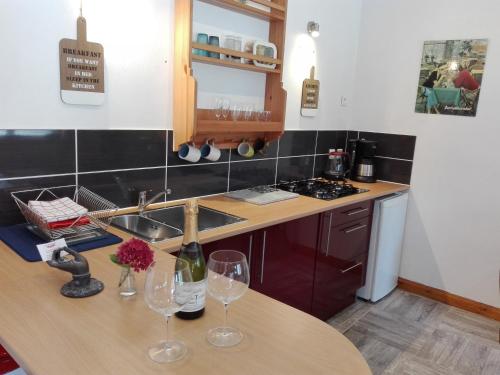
[28,197,88,223]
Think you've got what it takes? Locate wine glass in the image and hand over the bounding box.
[221,99,230,120]
[214,98,223,120]
[243,104,254,121]
[144,258,193,363]
[259,110,271,122]
[206,250,250,347]
[231,105,242,121]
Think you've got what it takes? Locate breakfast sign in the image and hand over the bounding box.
[59,16,104,105]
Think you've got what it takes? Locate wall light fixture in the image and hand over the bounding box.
[307,21,320,38]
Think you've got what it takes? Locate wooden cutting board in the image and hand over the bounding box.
[59,16,104,105]
[301,66,320,117]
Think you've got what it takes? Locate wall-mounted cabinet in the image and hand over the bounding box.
[173,0,287,150]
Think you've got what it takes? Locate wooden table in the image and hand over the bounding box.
[0,181,408,374]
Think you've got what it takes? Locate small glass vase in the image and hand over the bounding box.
[119,267,136,297]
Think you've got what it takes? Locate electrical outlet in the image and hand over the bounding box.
[340,96,348,107]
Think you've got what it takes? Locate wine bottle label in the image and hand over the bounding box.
[177,280,206,312]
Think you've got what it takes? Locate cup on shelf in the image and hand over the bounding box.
[178,143,201,163]
[200,140,221,162]
[194,33,209,57]
[237,140,255,158]
[223,35,242,62]
[208,36,220,59]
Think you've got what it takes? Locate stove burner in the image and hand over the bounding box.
[277,179,368,201]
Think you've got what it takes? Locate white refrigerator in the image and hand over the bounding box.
[357,192,409,302]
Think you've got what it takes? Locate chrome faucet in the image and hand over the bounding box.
[138,189,172,215]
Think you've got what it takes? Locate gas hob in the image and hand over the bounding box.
[276,179,369,201]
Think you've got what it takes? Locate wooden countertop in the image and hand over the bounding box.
[136,180,409,253]
[0,181,408,374]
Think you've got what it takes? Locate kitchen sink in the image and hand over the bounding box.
[111,206,245,243]
[111,215,183,243]
[143,205,246,232]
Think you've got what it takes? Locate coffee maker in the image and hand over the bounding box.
[324,148,350,181]
[348,139,377,183]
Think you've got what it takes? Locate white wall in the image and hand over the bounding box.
[0,0,173,129]
[0,0,361,130]
[352,0,500,307]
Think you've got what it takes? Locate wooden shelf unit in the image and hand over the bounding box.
[173,0,287,151]
[192,55,282,74]
[197,0,285,21]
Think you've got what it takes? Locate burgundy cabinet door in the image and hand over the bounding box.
[0,344,19,374]
[252,215,319,314]
[311,211,371,321]
[202,232,255,287]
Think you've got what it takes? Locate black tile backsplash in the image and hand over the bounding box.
[359,132,417,160]
[167,164,229,201]
[278,131,317,157]
[313,155,329,178]
[316,131,348,154]
[78,168,165,208]
[277,156,315,182]
[0,128,416,226]
[0,130,75,178]
[229,159,277,191]
[0,175,76,226]
[78,130,166,172]
[374,157,413,184]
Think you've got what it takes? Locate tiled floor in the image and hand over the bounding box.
[328,289,500,375]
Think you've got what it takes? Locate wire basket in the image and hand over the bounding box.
[11,185,119,242]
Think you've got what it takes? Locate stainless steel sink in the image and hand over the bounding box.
[111,215,183,243]
[143,205,245,232]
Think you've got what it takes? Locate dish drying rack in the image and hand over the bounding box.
[11,185,119,244]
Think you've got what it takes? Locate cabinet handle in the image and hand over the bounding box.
[248,234,253,274]
[341,262,363,273]
[325,213,333,257]
[345,208,369,216]
[344,224,367,234]
[260,230,267,284]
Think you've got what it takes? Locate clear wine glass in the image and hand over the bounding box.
[221,99,230,120]
[144,258,193,363]
[206,250,250,347]
[214,98,223,120]
[231,105,242,121]
[243,104,254,121]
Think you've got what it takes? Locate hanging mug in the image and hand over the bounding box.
[237,140,255,158]
[200,140,221,162]
[178,143,201,163]
[254,138,270,155]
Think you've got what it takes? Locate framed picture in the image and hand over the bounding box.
[415,39,488,117]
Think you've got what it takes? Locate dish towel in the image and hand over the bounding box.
[47,217,91,229]
[28,197,88,222]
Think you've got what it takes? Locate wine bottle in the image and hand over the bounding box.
[175,199,206,320]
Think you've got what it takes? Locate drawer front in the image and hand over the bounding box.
[336,253,368,291]
[330,216,371,260]
[332,200,373,227]
[311,253,368,320]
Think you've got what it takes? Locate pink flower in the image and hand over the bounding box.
[115,238,154,272]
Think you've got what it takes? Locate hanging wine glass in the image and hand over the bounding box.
[221,99,230,120]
